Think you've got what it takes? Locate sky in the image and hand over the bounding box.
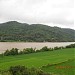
[0,0,74,29]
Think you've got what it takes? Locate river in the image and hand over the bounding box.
[0,42,75,53]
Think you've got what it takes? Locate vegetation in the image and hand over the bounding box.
[66,43,75,48]
[0,65,50,75]
[41,59,75,75]
[4,48,18,56]
[0,46,64,56]
[0,47,74,75]
[1,43,75,56]
[0,44,75,75]
[0,21,75,75]
[0,21,75,42]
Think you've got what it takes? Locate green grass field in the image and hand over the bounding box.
[0,48,75,75]
[41,59,75,75]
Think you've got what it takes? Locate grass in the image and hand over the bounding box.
[0,48,75,75]
[41,59,75,75]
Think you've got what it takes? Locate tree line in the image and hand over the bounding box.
[1,43,75,56]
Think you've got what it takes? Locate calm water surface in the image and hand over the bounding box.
[0,42,75,53]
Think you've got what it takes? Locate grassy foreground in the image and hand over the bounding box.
[41,59,75,75]
[0,48,75,75]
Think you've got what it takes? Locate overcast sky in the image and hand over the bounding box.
[0,0,74,29]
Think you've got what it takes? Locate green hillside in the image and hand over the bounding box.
[0,21,75,42]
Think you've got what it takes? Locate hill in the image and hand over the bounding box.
[0,21,75,42]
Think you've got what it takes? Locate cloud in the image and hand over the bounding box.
[0,0,74,29]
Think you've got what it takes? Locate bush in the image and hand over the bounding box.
[4,48,19,56]
[49,48,53,51]
[10,48,19,55]
[66,43,75,48]
[54,46,60,50]
[36,50,41,52]
[2,43,75,56]
[4,49,11,56]
[23,48,35,54]
[40,46,49,51]
[9,65,51,75]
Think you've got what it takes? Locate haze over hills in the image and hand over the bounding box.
[0,21,75,42]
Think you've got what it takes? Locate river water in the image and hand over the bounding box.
[0,42,75,53]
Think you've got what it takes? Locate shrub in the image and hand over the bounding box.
[4,49,11,56]
[4,48,19,56]
[40,46,49,51]
[36,50,41,52]
[2,43,75,56]
[66,43,75,48]
[9,65,51,75]
[54,46,59,50]
[10,48,19,55]
[23,48,35,54]
[49,48,53,51]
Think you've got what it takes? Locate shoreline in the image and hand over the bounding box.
[0,42,75,54]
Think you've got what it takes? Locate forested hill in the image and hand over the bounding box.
[0,21,75,42]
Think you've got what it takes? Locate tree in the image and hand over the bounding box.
[40,46,49,51]
[4,49,10,56]
[10,48,19,55]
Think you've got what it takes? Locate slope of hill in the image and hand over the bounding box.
[0,21,75,42]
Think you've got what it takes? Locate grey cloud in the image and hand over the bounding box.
[0,0,74,29]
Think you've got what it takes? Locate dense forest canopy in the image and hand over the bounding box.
[0,21,75,42]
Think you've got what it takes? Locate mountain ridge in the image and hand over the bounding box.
[0,21,75,42]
